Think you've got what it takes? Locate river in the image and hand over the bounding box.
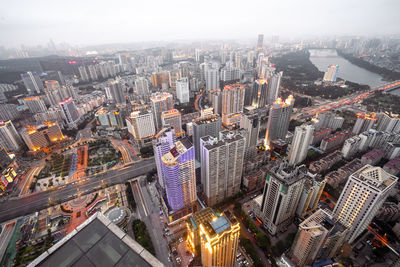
[308,49,386,88]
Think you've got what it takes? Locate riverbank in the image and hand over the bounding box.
[271,50,369,100]
[337,50,400,81]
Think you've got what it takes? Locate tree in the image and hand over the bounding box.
[255,232,271,250]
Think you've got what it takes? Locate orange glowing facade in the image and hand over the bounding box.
[21,122,64,152]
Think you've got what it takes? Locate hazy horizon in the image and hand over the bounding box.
[1,0,399,48]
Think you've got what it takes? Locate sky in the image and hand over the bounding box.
[0,0,399,48]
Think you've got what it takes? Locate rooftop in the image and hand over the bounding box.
[28,212,163,267]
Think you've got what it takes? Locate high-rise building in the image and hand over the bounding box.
[0,121,23,152]
[221,84,245,127]
[205,68,219,91]
[264,95,294,147]
[134,77,149,95]
[199,211,240,267]
[24,96,47,113]
[78,66,89,82]
[288,124,314,166]
[106,80,125,105]
[257,34,264,51]
[150,92,174,131]
[59,97,80,127]
[333,165,398,243]
[126,111,156,142]
[192,114,222,161]
[21,71,44,94]
[0,104,19,122]
[176,77,190,104]
[313,112,344,130]
[323,65,339,82]
[342,135,362,159]
[161,138,196,211]
[195,49,201,62]
[260,163,306,234]
[20,126,49,151]
[251,79,268,108]
[376,111,400,134]
[211,91,222,115]
[267,71,282,104]
[296,171,326,218]
[290,209,348,266]
[352,112,377,135]
[168,71,179,90]
[153,127,175,188]
[200,131,245,206]
[161,109,183,136]
[240,112,261,148]
[88,65,99,81]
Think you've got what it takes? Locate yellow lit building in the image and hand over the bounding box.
[20,122,64,151]
[199,210,240,267]
[187,208,216,253]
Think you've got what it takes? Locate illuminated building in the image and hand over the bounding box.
[352,112,377,135]
[134,77,149,95]
[264,95,294,147]
[0,159,18,192]
[192,114,222,161]
[221,84,244,127]
[251,79,268,108]
[199,211,240,267]
[176,77,190,104]
[333,165,397,243]
[187,208,215,253]
[161,138,196,211]
[21,71,44,94]
[288,124,314,166]
[257,34,264,51]
[290,209,348,266]
[323,65,339,82]
[150,92,174,130]
[200,131,245,206]
[59,97,80,127]
[161,109,183,136]
[24,96,47,113]
[153,127,176,188]
[96,109,124,128]
[126,111,155,144]
[260,163,306,234]
[0,120,23,152]
[20,122,64,151]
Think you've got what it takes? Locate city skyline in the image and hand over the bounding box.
[1,0,400,48]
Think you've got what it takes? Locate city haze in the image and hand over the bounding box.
[1,0,399,47]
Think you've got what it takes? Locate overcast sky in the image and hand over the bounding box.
[0,0,399,48]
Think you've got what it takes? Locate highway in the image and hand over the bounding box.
[0,158,156,224]
[293,80,400,120]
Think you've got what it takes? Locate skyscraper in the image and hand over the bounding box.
[264,95,294,147]
[288,124,314,166]
[24,96,47,113]
[221,84,245,127]
[21,71,44,94]
[260,163,306,234]
[126,111,156,143]
[267,71,282,105]
[352,112,377,135]
[290,209,348,266]
[192,114,222,161]
[205,68,219,91]
[134,77,149,95]
[78,66,89,82]
[161,138,196,211]
[240,111,261,148]
[0,121,23,152]
[199,211,240,267]
[161,109,183,136]
[257,34,264,51]
[176,77,190,103]
[150,92,174,130]
[153,127,175,188]
[88,65,99,81]
[333,165,397,243]
[200,131,245,206]
[59,97,80,127]
[106,80,125,105]
[251,79,268,108]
